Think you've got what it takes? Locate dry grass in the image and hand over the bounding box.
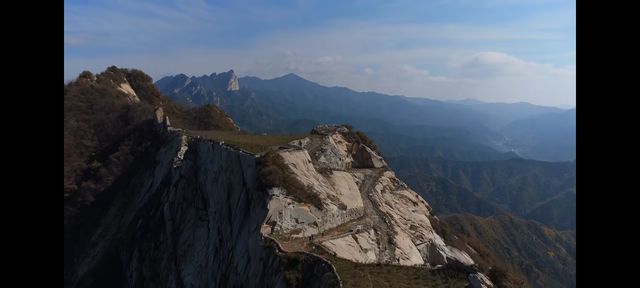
[302,244,468,288]
[260,151,324,209]
[183,130,307,154]
[328,256,468,288]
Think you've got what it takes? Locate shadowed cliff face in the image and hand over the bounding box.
[64,131,339,288]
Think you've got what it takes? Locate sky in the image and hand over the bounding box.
[64,0,576,107]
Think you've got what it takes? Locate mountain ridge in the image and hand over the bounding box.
[157,71,575,162]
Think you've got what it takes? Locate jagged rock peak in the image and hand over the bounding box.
[221,69,240,91]
[155,69,240,94]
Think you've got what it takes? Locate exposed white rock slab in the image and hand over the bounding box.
[437,239,475,266]
[278,150,338,206]
[321,229,379,264]
[392,228,425,265]
[154,107,165,124]
[365,170,474,266]
[226,70,240,91]
[262,125,474,268]
[330,133,350,156]
[117,80,140,103]
[326,171,362,209]
[310,135,353,170]
[264,194,364,237]
[469,272,494,288]
[353,143,386,168]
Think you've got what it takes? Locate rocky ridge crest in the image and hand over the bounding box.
[261,125,475,268]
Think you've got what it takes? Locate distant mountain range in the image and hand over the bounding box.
[156,72,575,162]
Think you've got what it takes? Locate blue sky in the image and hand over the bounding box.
[64,0,576,107]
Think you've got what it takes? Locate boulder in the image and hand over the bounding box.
[352,143,386,168]
[469,272,494,288]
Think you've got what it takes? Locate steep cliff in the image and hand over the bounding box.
[65,67,498,288]
[64,131,339,288]
[64,67,338,288]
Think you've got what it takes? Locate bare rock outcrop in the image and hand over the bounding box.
[469,272,495,288]
[225,69,240,91]
[262,125,474,268]
[352,143,386,168]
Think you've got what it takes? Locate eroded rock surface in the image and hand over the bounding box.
[262,125,474,267]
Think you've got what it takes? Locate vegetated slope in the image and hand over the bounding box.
[437,214,576,288]
[389,157,576,230]
[328,256,469,288]
[400,172,506,217]
[64,66,238,221]
[525,188,576,230]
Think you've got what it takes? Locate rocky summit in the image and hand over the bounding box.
[154,70,240,106]
[261,125,475,268]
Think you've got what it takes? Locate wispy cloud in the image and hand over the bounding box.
[64,34,96,46]
[64,0,575,106]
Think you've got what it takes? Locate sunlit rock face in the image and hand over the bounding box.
[262,125,474,267]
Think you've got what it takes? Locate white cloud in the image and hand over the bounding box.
[64,3,575,106]
[311,56,342,65]
[456,51,541,77]
[400,64,452,82]
[363,67,374,75]
[446,52,575,105]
